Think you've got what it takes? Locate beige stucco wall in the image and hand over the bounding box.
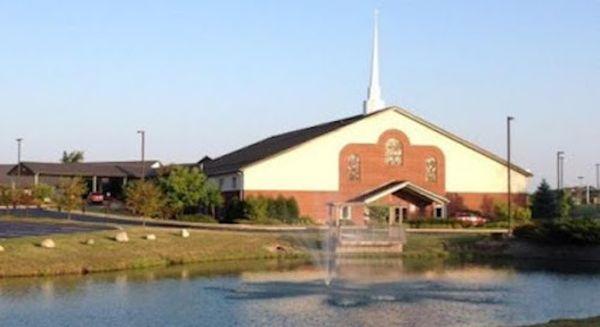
[208,173,241,192]
[242,109,530,193]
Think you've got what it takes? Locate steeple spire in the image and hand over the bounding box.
[364,9,385,114]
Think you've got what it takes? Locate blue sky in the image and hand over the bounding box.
[0,1,598,189]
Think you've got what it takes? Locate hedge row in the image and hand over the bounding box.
[514,218,600,245]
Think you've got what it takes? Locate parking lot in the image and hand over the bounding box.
[0,220,110,239]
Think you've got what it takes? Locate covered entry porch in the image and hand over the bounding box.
[331,181,450,226]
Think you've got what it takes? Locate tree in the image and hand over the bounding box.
[125,180,165,226]
[61,150,84,163]
[201,181,224,218]
[158,166,206,218]
[555,189,572,219]
[54,177,87,219]
[531,179,557,220]
[31,183,54,208]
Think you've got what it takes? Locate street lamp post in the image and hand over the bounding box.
[596,164,600,190]
[556,151,564,190]
[559,155,565,190]
[16,138,23,188]
[137,130,145,181]
[507,116,514,235]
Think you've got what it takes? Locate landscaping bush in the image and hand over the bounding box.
[571,205,600,219]
[407,218,461,229]
[493,202,531,225]
[223,197,245,223]
[514,218,600,245]
[367,205,389,225]
[242,195,305,224]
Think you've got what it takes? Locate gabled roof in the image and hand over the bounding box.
[347,181,450,205]
[7,160,161,178]
[203,107,532,177]
[203,114,365,175]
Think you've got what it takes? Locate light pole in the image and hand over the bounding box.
[137,130,145,181]
[596,164,600,190]
[556,151,564,190]
[507,116,514,235]
[577,176,585,204]
[16,138,23,188]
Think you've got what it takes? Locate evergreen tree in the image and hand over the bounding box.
[531,179,557,220]
[555,189,572,219]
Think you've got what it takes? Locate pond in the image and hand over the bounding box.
[1,258,600,327]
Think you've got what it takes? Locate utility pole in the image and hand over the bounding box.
[137,130,146,181]
[507,116,514,235]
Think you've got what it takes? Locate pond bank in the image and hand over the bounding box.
[525,316,600,327]
[460,238,600,262]
[0,224,484,278]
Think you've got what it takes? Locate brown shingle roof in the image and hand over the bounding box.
[203,107,532,177]
[203,114,365,175]
[7,161,160,179]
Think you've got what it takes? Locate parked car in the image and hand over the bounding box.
[454,212,487,226]
[88,192,104,205]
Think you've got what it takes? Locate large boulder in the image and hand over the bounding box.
[86,239,95,245]
[181,229,190,238]
[41,239,56,249]
[145,234,156,241]
[0,245,4,252]
[115,231,129,243]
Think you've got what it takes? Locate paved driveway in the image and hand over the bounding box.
[0,220,109,238]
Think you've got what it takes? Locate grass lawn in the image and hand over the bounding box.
[403,233,486,258]
[0,217,486,278]
[0,226,306,278]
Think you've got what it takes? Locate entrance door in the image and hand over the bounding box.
[393,207,404,224]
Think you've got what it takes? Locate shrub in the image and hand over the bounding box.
[31,184,54,208]
[571,205,600,219]
[367,205,389,225]
[514,218,600,245]
[245,195,269,223]
[243,195,303,224]
[493,202,531,226]
[223,197,244,223]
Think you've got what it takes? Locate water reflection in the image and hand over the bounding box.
[1,258,600,327]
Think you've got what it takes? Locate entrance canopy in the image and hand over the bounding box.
[346,181,449,206]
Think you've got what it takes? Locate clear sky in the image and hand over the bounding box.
[0,1,598,190]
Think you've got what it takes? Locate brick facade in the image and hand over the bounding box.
[239,129,528,224]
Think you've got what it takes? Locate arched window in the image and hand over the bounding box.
[348,154,361,181]
[385,138,403,166]
[425,157,438,182]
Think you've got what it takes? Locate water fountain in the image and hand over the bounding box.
[320,203,406,286]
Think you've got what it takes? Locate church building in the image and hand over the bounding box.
[202,12,532,224]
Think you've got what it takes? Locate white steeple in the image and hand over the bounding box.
[364,9,386,114]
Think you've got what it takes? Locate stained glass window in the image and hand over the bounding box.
[425,157,438,182]
[348,154,361,181]
[385,138,403,165]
